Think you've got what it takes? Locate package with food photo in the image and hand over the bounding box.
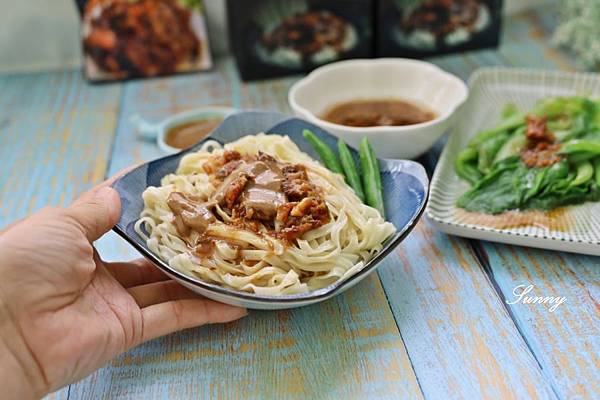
[74,0,213,81]
[376,0,503,57]
[227,0,373,81]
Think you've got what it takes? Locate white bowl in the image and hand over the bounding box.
[288,58,468,159]
[131,106,236,154]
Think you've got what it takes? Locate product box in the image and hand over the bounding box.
[227,0,374,81]
[376,0,503,57]
[74,0,213,82]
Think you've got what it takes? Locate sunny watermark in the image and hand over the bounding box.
[505,284,566,313]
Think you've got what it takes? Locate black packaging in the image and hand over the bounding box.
[227,0,374,81]
[376,0,503,57]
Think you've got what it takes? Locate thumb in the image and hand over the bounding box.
[67,186,121,242]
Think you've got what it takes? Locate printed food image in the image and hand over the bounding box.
[82,0,209,79]
[254,2,358,68]
[136,134,395,295]
[393,0,491,50]
[455,96,600,214]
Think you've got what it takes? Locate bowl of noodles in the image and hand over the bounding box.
[113,111,428,309]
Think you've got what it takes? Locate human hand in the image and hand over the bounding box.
[0,178,247,399]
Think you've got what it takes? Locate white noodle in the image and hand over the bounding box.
[135,134,396,295]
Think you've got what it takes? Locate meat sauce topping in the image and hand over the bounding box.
[167,150,330,246]
[520,115,563,168]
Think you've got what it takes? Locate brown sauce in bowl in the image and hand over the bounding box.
[165,118,223,149]
[322,98,436,127]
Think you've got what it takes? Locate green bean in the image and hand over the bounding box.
[359,137,385,218]
[455,147,481,185]
[337,139,365,202]
[571,161,593,186]
[302,129,343,174]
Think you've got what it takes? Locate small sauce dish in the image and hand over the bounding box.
[132,106,236,154]
[288,58,468,159]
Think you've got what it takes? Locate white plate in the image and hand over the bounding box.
[426,67,600,256]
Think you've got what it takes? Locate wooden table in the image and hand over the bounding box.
[1,4,598,399]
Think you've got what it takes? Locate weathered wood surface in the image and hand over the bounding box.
[70,275,423,399]
[0,71,120,400]
[0,70,121,223]
[426,8,600,399]
[0,2,594,399]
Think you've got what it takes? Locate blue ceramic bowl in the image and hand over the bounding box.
[112,111,429,309]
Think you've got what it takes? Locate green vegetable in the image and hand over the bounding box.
[457,158,600,213]
[560,140,600,155]
[455,147,481,184]
[359,137,385,218]
[477,131,511,173]
[455,96,600,214]
[493,126,526,163]
[468,113,525,148]
[337,139,365,202]
[594,157,600,186]
[571,161,593,186]
[501,103,519,119]
[302,129,343,174]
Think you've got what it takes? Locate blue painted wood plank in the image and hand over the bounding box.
[0,70,122,225]
[377,222,557,399]
[2,3,590,399]
[70,275,423,399]
[479,243,600,398]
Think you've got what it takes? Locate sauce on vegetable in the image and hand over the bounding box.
[454,208,573,231]
[165,118,222,149]
[321,98,436,127]
[520,115,563,168]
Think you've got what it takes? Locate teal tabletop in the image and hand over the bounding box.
[1,3,597,399]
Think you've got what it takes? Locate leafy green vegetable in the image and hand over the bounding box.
[493,126,526,163]
[594,157,600,186]
[455,96,600,214]
[455,147,481,185]
[477,130,511,173]
[468,112,525,148]
[501,103,519,119]
[560,139,600,156]
[571,161,593,186]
